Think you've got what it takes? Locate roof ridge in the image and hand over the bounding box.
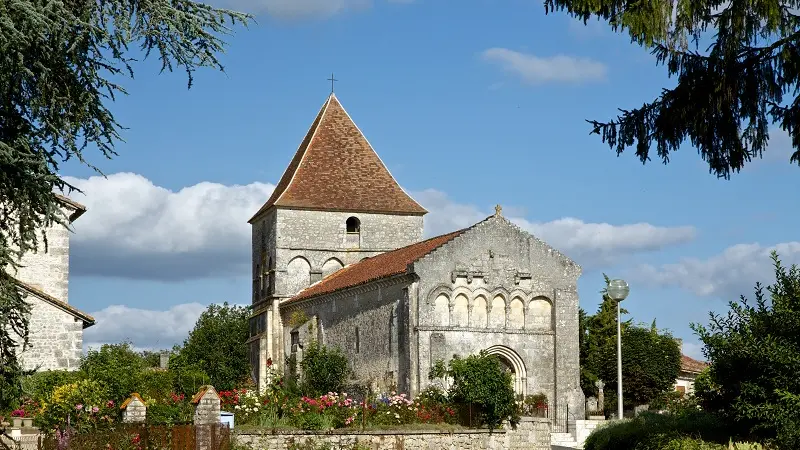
[286,229,467,304]
[248,94,427,223]
[14,278,95,325]
[248,96,332,223]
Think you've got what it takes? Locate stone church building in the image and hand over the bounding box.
[247,93,584,416]
[12,195,95,371]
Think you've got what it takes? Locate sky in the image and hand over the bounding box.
[59,0,800,360]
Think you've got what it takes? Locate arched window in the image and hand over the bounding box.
[346,216,361,248]
[346,216,361,233]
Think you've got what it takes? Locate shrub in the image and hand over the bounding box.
[145,393,193,425]
[299,342,349,397]
[583,410,734,450]
[80,343,147,403]
[139,370,175,403]
[38,379,117,433]
[692,252,800,447]
[430,351,518,428]
[22,370,83,403]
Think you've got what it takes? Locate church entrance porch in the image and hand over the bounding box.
[485,345,527,397]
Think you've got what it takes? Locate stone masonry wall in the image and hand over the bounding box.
[234,417,551,450]
[19,297,83,371]
[12,211,71,303]
[411,216,585,417]
[281,278,407,392]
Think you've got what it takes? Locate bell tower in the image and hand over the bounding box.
[247,93,426,390]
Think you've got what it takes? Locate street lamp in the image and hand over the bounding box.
[607,279,629,420]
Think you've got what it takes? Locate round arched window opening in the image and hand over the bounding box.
[346,216,361,233]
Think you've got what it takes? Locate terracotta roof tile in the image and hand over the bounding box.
[249,94,427,223]
[681,354,708,373]
[14,279,95,327]
[288,229,466,303]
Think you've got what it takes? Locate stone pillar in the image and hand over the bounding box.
[159,351,170,369]
[191,385,221,425]
[121,393,147,423]
[192,386,222,450]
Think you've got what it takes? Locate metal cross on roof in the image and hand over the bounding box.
[327,73,338,93]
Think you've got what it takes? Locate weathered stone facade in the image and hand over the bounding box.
[234,417,551,450]
[246,94,585,425]
[10,198,94,372]
[248,208,422,388]
[280,216,585,417]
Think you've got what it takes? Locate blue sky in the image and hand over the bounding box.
[59,0,800,358]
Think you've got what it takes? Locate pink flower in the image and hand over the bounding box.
[92,406,99,413]
[106,400,115,408]
[75,404,83,411]
[11,409,25,417]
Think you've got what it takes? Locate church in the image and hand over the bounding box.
[247,93,585,418]
[12,194,95,371]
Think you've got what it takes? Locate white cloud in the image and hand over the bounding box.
[83,303,208,350]
[64,174,694,281]
[83,302,252,351]
[481,48,608,85]
[415,189,696,268]
[65,172,274,281]
[631,242,800,299]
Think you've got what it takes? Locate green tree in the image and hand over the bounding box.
[0,0,249,405]
[544,0,800,178]
[581,276,680,414]
[178,303,250,391]
[692,251,800,447]
[580,275,631,399]
[80,342,148,403]
[430,351,518,429]
[299,341,350,397]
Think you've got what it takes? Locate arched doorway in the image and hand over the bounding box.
[486,345,527,396]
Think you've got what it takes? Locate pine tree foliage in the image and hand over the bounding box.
[544,0,800,178]
[0,0,250,408]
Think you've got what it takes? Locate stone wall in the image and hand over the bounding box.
[234,417,551,450]
[12,209,71,302]
[19,296,83,371]
[411,216,585,416]
[281,277,409,392]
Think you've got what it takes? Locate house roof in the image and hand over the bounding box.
[287,229,467,304]
[681,354,708,374]
[15,279,95,327]
[55,193,86,222]
[249,94,427,223]
[120,393,145,410]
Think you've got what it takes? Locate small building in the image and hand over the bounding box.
[674,354,708,395]
[246,93,586,418]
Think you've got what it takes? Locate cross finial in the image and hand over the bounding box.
[494,204,502,217]
[327,72,338,94]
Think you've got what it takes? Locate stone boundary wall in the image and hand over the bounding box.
[234,417,550,450]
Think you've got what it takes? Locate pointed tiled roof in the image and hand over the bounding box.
[249,94,427,223]
[286,229,467,304]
